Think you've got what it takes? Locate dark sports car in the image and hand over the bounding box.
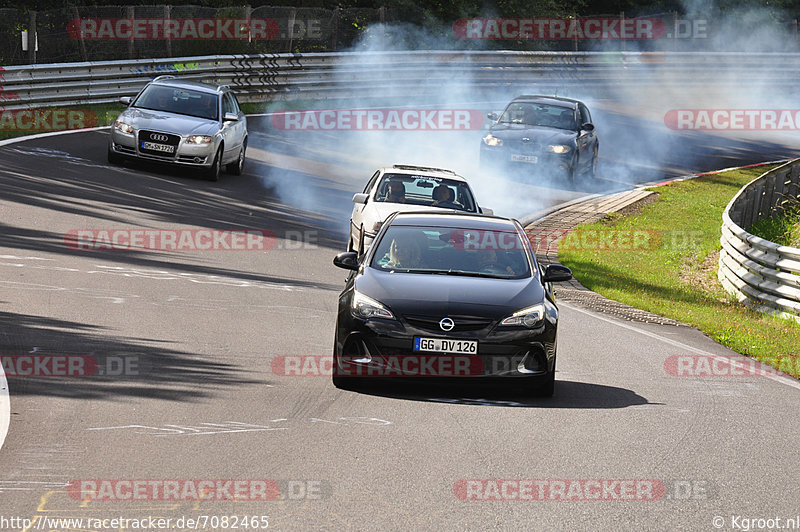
[331,211,572,396]
[479,95,598,184]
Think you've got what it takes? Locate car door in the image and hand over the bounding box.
[221,93,243,163]
[351,170,381,245]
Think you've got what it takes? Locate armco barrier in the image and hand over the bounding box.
[3,51,800,109]
[718,159,800,322]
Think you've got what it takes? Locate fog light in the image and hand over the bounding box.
[517,351,546,373]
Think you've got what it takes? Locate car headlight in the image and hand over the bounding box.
[500,304,545,328]
[113,120,134,134]
[351,290,395,320]
[186,135,213,145]
[482,134,503,147]
[547,144,572,154]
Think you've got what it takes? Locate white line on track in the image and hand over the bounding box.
[563,302,800,391]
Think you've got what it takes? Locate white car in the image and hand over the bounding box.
[348,165,492,255]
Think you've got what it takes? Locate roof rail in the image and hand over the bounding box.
[392,164,457,175]
[153,75,177,81]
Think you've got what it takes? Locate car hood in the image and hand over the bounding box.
[356,267,544,319]
[118,108,218,136]
[487,123,576,144]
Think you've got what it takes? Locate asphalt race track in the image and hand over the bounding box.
[0,113,798,531]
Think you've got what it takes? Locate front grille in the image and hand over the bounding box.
[138,130,180,158]
[404,315,494,332]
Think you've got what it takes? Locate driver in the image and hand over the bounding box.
[385,181,406,203]
[477,249,515,275]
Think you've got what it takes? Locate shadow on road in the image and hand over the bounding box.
[336,378,653,409]
[0,311,266,401]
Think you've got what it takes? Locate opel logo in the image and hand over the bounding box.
[439,317,455,331]
[150,133,169,142]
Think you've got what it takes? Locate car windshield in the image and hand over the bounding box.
[374,174,477,212]
[498,102,576,131]
[370,225,532,279]
[133,85,219,121]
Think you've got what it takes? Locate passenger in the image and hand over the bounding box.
[432,185,458,208]
[386,232,423,269]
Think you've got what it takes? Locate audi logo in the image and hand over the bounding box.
[439,317,455,332]
[149,133,169,142]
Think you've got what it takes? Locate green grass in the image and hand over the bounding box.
[558,166,800,378]
[750,205,800,248]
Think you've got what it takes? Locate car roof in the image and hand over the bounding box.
[387,211,520,231]
[380,165,468,183]
[510,95,581,108]
[150,76,227,95]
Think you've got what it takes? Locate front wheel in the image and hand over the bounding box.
[529,356,556,397]
[205,146,222,181]
[226,140,246,176]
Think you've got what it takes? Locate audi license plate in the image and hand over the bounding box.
[512,154,538,163]
[414,337,477,354]
[141,141,175,153]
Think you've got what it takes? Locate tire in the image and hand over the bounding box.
[587,143,598,179]
[205,146,223,181]
[107,148,124,165]
[331,350,365,390]
[226,140,246,176]
[530,356,556,397]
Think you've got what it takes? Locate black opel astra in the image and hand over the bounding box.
[332,211,572,396]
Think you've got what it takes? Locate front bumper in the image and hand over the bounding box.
[109,129,216,168]
[334,314,557,379]
[480,145,573,177]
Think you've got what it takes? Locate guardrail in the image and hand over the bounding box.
[4,51,800,110]
[718,159,800,322]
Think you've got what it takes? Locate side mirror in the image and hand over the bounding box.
[223,112,239,122]
[333,251,360,271]
[479,206,493,215]
[352,193,368,205]
[120,96,132,105]
[542,264,572,283]
[581,123,595,131]
[487,112,498,121]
